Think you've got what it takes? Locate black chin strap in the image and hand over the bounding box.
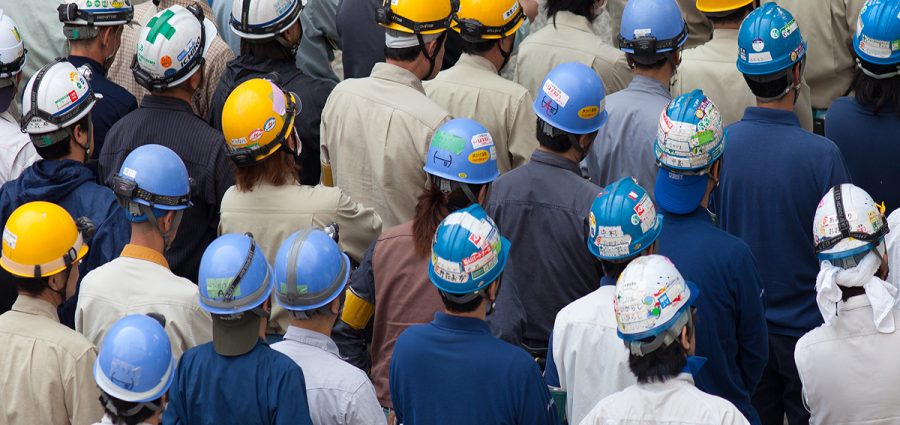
[417,31,447,79]
[497,41,512,75]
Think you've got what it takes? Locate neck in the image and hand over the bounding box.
[537,145,582,164]
[445,303,487,320]
[757,88,796,111]
[154,86,194,104]
[129,224,166,256]
[634,65,674,89]
[478,48,504,73]
[385,58,427,80]
[69,47,105,67]
[60,140,87,163]
[22,290,62,311]
[289,316,335,337]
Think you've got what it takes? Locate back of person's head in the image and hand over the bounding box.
[736,3,806,102]
[58,0,133,66]
[695,0,755,25]
[546,0,598,22]
[273,227,350,320]
[232,0,304,59]
[377,0,452,78]
[814,184,889,271]
[617,0,687,71]
[0,10,26,113]
[533,62,608,154]
[451,0,525,69]
[851,0,900,116]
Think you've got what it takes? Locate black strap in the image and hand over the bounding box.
[223,233,258,303]
[20,58,98,133]
[232,0,301,35]
[131,3,206,91]
[0,48,26,76]
[617,25,687,56]
[815,185,891,253]
[453,7,524,43]
[377,2,449,34]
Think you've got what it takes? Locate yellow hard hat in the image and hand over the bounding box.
[452,0,525,41]
[696,0,754,13]
[221,78,299,167]
[376,0,451,35]
[1,201,89,278]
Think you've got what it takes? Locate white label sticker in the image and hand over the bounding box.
[860,35,893,59]
[634,28,652,38]
[502,1,519,20]
[471,132,494,149]
[748,52,774,63]
[3,229,16,249]
[122,167,137,178]
[542,78,570,108]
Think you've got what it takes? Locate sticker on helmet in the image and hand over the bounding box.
[122,167,137,178]
[433,263,469,284]
[458,172,468,179]
[589,212,597,237]
[471,133,493,149]
[3,228,17,249]
[633,28,652,38]
[248,129,264,142]
[633,194,657,234]
[229,137,248,147]
[859,35,891,59]
[627,191,638,201]
[177,37,200,67]
[468,150,489,164]
[432,131,467,155]
[630,214,640,226]
[752,38,765,53]
[542,78,570,108]
[160,55,172,68]
[490,146,496,160]
[206,277,242,299]
[780,19,798,38]
[770,28,779,39]
[12,27,20,43]
[578,106,599,119]
[503,1,520,20]
[264,117,277,132]
[748,52,773,63]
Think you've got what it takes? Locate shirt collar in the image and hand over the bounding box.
[550,11,593,34]
[682,355,707,376]
[711,28,739,41]
[11,295,60,323]
[741,106,802,127]
[370,62,426,95]
[455,53,499,74]
[659,206,714,223]
[599,275,617,287]
[140,95,194,113]
[67,55,106,78]
[433,311,492,334]
[120,244,169,268]
[282,325,341,356]
[530,150,583,176]
[627,75,672,99]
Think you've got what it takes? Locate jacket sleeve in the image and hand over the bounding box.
[296,0,341,83]
[335,190,383,263]
[67,347,104,425]
[345,379,387,425]
[162,355,189,425]
[507,90,538,170]
[734,249,769,396]
[518,359,559,425]
[333,240,377,371]
[543,333,561,387]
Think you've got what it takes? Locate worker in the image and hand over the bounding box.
[653,90,768,424]
[319,0,452,229]
[586,0,687,197]
[92,314,175,425]
[486,62,605,357]
[761,0,866,134]
[76,144,212,358]
[2,59,130,326]
[606,0,712,49]
[795,184,898,424]
[270,228,385,425]
[717,4,851,424]
[545,176,661,425]
[390,204,557,424]
[163,233,314,424]
[217,78,381,338]
[100,4,234,283]
[331,118,499,418]
[515,0,631,102]
[579,255,749,425]
[58,0,137,172]
[335,0,385,79]
[424,0,536,173]
[107,0,234,119]
[673,0,814,130]
[826,0,900,212]
[0,10,38,185]
[207,0,335,186]
[0,201,103,424]
[293,0,341,83]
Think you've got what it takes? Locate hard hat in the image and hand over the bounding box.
[614,255,699,355]
[450,0,525,42]
[132,4,218,91]
[736,2,806,76]
[376,0,451,35]
[533,62,609,135]
[94,315,175,403]
[21,59,100,137]
[57,0,134,40]
[273,228,350,312]
[618,0,687,60]
[221,78,299,167]
[587,177,663,261]
[0,201,89,278]
[111,144,191,222]
[429,204,510,295]
[230,0,303,40]
[814,184,889,261]
[424,118,500,185]
[0,10,26,79]
[854,0,900,70]
[695,0,754,14]
[198,233,274,315]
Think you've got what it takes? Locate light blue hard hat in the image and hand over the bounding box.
[587,177,663,261]
[273,228,350,312]
[112,144,191,222]
[198,233,274,315]
[93,314,175,403]
[854,0,900,68]
[429,204,510,295]
[737,2,807,76]
[532,62,609,135]
[618,0,687,57]
[424,118,500,185]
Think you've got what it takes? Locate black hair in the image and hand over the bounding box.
[706,4,754,25]
[535,117,576,152]
[440,290,485,313]
[627,310,695,384]
[384,45,422,62]
[34,114,91,160]
[851,64,900,117]
[100,393,161,425]
[14,276,48,297]
[460,39,497,56]
[546,0,597,23]
[627,54,669,70]
[240,38,294,61]
[599,260,629,281]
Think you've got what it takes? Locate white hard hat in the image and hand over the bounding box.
[57,0,134,27]
[814,183,889,261]
[132,4,217,91]
[21,60,100,136]
[230,0,303,40]
[614,255,698,356]
[0,10,26,79]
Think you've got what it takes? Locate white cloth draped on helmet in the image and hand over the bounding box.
[886,209,900,299]
[816,251,897,333]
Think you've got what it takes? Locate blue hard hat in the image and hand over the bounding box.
[114,144,191,222]
[273,228,350,311]
[587,177,663,261]
[429,204,510,294]
[532,62,609,135]
[424,118,500,185]
[854,0,900,66]
[737,2,807,75]
[93,315,175,403]
[198,233,274,315]
[618,0,687,55]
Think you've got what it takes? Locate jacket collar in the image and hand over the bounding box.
[550,11,593,34]
[530,150,583,176]
[140,95,194,113]
[711,28,739,41]
[741,106,802,127]
[659,206,714,224]
[370,62,426,95]
[282,325,341,357]
[432,311,491,334]
[627,75,672,100]
[455,53,499,74]
[11,295,60,323]
[120,244,169,268]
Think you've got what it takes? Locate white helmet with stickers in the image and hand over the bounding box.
[230,0,303,40]
[814,183,889,262]
[0,10,25,79]
[57,0,134,31]
[21,59,100,139]
[132,3,217,91]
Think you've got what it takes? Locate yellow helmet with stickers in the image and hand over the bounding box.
[451,0,525,41]
[1,201,89,278]
[221,78,299,167]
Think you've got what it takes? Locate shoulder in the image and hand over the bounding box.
[378,221,415,241]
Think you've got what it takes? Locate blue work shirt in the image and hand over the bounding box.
[717,107,850,337]
[390,312,557,425]
[826,96,900,211]
[163,340,314,425]
[658,207,768,425]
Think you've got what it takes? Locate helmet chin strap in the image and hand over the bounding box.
[497,39,512,75]
[139,204,184,251]
[416,31,447,80]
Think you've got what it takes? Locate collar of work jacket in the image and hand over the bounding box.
[370,62,426,95]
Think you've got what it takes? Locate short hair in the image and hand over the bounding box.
[626,311,695,384]
[100,393,161,425]
[14,276,48,297]
[599,259,630,280]
[239,38,294,61]
[233,145,300,192]
[460,39,497,56]
[535,117,576,152]
[627,53,670,71]
[546,0,596,22]
[851,64,900,118]
[384,45,422,62]
[706,4,754,25]
[439,288,487,313]
[34,114,91,160]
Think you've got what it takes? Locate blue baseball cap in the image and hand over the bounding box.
[654,168,707,214]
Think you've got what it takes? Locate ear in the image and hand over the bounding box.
[792,62,802,85]
[426,39,440,56]
[159,210,176,232]
[710,160,721,180]
[679,325,691,351]
[329,296,342,316]
[477,184,489,204]
[188,67,203,90]
[47,272,67,293]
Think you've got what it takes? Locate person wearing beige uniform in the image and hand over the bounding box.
[425,0,536,173]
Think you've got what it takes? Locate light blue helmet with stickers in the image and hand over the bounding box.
[737,2,807,76]
[533,62,609,135]
[429,204,510,296]
[198,233,273,315]
[854,0,900,76]
[587,177,663,261]
[424,118,500,185]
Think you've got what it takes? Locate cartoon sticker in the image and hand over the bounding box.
[752,38,765,53]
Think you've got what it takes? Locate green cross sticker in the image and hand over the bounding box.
[146,9,177,43]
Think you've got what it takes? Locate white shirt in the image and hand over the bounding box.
[93,414,153,425]
[0,109,38,185]
[272,326,385,425]
[579,373,749,425]
[795,296,900,425]
[551,283,635,425]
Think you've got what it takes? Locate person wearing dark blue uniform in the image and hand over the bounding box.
[654,90,768,425]
[719,5,850,424]
[390,205,556,425]
[164,233,314,425]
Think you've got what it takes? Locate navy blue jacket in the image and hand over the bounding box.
[717,107,850,337]
[658,207,768,425]
[164,341,314,425]
[391,312,557,425]
[826,96,900,212]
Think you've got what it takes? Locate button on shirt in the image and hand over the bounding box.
[0,109,38,185]
[795,296,900,425]
[272,326,385,425]
[0,296,103,425]
[425,53,537,173]
[320,62,451,229]
[586,75,670,198]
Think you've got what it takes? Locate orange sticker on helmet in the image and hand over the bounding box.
[468,150,489,164]
[578,106,599,119]
[160,55,172,68]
